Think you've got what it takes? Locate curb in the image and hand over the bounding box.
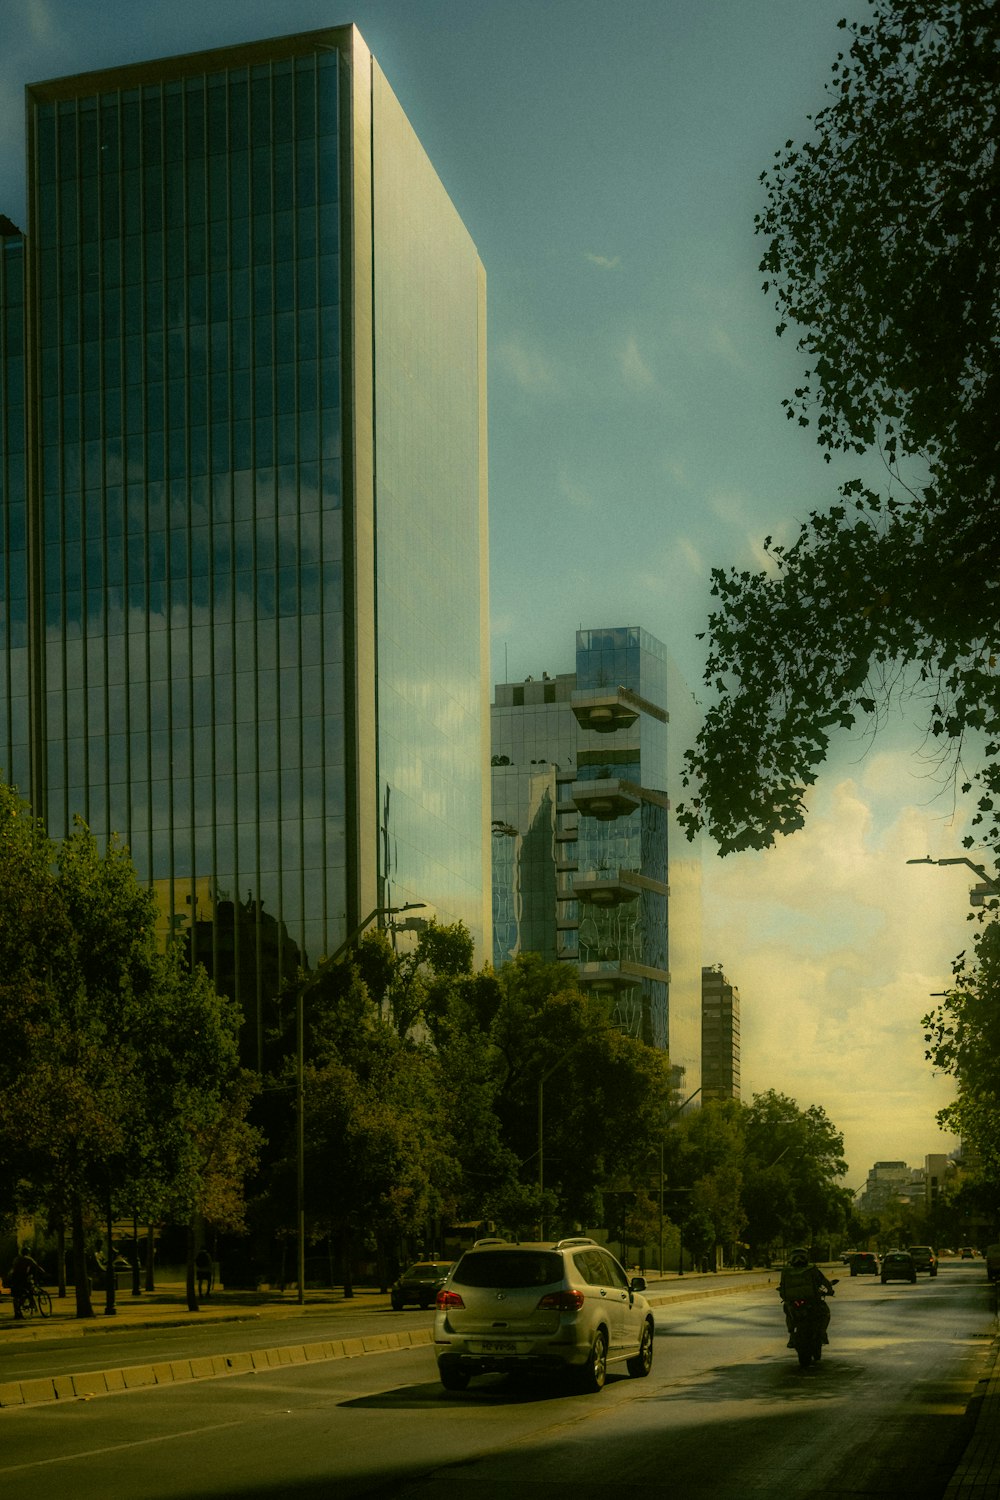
[0,1325,435,1409]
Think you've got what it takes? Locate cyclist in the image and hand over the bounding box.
[9,1247,44,1320]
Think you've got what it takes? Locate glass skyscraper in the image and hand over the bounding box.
[2,27,490,1065]
[492,626,701,1085]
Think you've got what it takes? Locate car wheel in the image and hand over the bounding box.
[627,1319,654,1378]
[850,1268,857,1277]
[439,1364,469,1392]
[930,1268,937,1277]
[880,1276,887,1284]
[910,1274,917,1283]
[579,1327,608,1393]
[390,1296,403,1311]
[419,1296,431,1309]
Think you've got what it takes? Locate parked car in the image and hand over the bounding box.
[881,1250,917,1284]
[850,1252,879,1276]
[433,1237,654,1393]
[985,1245,1000,1283]
[960,1246,977,1259]
[840,1248,859,1264]
[908,1245,938,1276]
[390,1261,454,1311]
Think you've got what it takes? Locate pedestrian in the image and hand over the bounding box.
[196,1246,214,1300]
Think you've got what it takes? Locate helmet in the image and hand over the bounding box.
[789,1248,809,1266]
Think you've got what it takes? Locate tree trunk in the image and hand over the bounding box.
[342,1229,354,1299]
[131,1211,142,1296]
[70,1192,94,1318]
[145,1224,156,1291]
[56,1221,67,1299]
[185,1222,199,1311]
[104,1199,117,1315]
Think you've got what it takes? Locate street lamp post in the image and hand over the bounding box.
[658,1087,702,1274]
[295,902,426,1304]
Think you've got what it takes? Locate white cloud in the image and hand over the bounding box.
[557,468,596,512]
[618,334,656,390]
[585,252,621,269]
[702,770,967,1182]
[495,334,561,394]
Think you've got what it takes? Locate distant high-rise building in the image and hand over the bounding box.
[492,625,701,1080]
[0,26,490,1066]
[701,965,741,1101]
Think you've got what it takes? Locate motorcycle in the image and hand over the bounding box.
[788,1279,837,1368]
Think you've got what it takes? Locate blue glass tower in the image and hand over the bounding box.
[4,27,490,1065]
[492,626,702,1081]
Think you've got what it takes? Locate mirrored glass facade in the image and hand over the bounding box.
[0,221,30,794]
[491,626,701,1082]
[6,28,489,1066]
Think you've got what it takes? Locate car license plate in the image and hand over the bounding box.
[477,1339,516,1353]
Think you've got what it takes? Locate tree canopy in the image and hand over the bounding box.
[664,1091,850,1263]
[678,1,999,863]
[924,919,1000,1196]
[0,782,259,1314]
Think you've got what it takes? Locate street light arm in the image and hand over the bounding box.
[302,903,428,991]
[907,856,1000,894]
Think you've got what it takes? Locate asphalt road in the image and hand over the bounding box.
[1,1262,995,1499]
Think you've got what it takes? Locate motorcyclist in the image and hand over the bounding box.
[778,1247,835,1348]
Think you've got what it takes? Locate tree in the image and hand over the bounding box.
[0,787,259,1316]
[741,1091,850,1260]
[303,965,459,1292]
[678,2,1000,862]
[924,920,1000,1206]
[486,956,673,1234]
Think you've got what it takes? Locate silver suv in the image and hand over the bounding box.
[433,1237,654,1393]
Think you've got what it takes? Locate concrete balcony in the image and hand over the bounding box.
[570,777,642,821]
[571,685,666,734]
[576,961,640,994]
[573,871,641,907]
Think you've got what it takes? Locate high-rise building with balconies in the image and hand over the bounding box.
[492,625,701,1084]
[0,26,490,1066]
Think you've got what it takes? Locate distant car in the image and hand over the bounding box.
[390,1261,454,1311]
[960,1246,977,1259]
[840,1249,858,1264]
[908,1245,938,1277]
[850,1252,879,1276]
[881,1250,917,1284]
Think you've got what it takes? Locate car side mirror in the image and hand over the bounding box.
[630,1276,646,1293]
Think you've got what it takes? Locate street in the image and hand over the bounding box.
[0,1262,995,1498]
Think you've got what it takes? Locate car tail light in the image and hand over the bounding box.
[436,1288,464,1309]
[537,1289,585,1312]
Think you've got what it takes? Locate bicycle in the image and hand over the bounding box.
[13,1280,52,1319]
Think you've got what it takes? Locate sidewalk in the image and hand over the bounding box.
[944,1335,1000,1497]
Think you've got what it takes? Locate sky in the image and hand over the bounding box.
[0,0,978,1187]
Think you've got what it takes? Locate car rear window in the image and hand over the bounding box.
[452,1251,563,1288]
